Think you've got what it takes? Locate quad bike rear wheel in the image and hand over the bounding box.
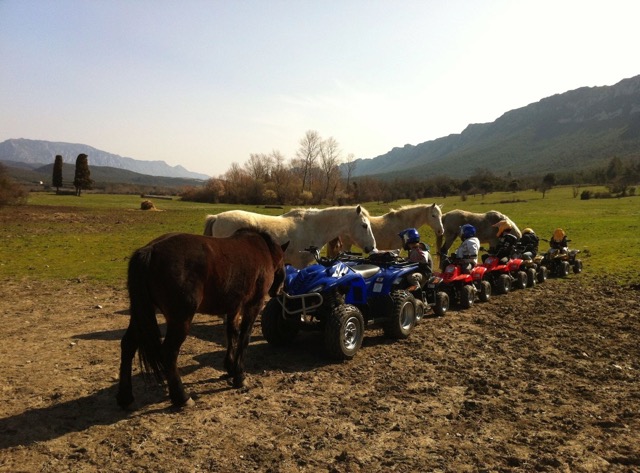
[383,290,417,340]
[324,304,364,361]
[433,291,449,317]
[414,299,425,324]
[495,274,511,295]
[459,284,475,309]
[573,259,583,274]
[478,280,491,302]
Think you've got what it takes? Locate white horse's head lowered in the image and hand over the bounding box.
[427,203,445,236]
[349,205,377,253]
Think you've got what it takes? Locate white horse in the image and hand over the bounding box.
[436,209,522,256]
[203,205,377,268]
[327,203,444,256]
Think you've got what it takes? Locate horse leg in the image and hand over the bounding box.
[230,304,262,389]
[162,316,193,407]
[116,322,138,409]
[438,233,458,270]
[224,311,241,381]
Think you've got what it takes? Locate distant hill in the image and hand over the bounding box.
[0,139,210,180]
[348,75,640,179]
[3,160,205,190]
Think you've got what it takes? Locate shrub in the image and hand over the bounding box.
[0,163,28,207]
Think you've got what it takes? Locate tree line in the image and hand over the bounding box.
[180,130,640,205]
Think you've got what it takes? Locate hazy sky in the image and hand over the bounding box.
[2,1,639,178]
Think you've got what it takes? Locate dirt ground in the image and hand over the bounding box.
[1,220,640,472]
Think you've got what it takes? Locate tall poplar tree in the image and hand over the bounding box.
[73,153,93,196]
[52,155,63,192]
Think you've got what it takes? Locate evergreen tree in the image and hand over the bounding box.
[73,153,93,196]
[52,155,63,192]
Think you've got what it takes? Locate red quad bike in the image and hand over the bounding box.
[480,251,529,295]
[436,256,491,309]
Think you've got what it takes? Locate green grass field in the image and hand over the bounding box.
[1,187,638,285]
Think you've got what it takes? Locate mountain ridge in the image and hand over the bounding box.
[349,75,640,179]
[0,138,210,180]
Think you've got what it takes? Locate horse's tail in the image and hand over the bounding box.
[127,247,165,384]
[507,217,522,239]
[203,214,216,236]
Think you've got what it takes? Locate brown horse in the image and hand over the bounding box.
[436,209,522,257]
[116,229,289,409]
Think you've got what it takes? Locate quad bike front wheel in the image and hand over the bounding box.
[514,271,528,290]
[261,298,300,346]
[537,266,548,283]
[383,290,417,340]
[324,304,364,361]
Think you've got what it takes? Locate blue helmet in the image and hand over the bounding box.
[460,224,476,240]
[399,228,420,249]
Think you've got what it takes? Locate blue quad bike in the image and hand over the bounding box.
[260,247,449,361]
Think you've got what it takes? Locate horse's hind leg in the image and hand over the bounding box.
[224,311,241,382]
[225,304,261,388]
[117,323,138,409]
[162,316,194,407]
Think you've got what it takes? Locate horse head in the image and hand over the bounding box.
[429,203,445,236]
[269,240,290,297]
[351,205,377,253]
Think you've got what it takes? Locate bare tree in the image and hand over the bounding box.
[223,162,251,203]
[296,130,321,192]
[344,153,357,201]
[269,150,297,204]
[319,137,342,202]
[244,153,272,181]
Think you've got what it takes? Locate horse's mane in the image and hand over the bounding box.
[283,205,370,218]
[386,204,425,215]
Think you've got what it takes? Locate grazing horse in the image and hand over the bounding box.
[203,205,377,268]
[117,229,289,409]
[436,209,522,257]
[326,203,444,257]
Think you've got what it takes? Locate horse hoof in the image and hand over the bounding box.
[116,395,136,411]
[183,397,196,408]
[232,378,246,389]
[118,402,137,412]
[173,397,195,410]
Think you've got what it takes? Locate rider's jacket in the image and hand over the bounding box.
[455,237,480,264]
[519,232,539,256]
[491,232,518,259]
